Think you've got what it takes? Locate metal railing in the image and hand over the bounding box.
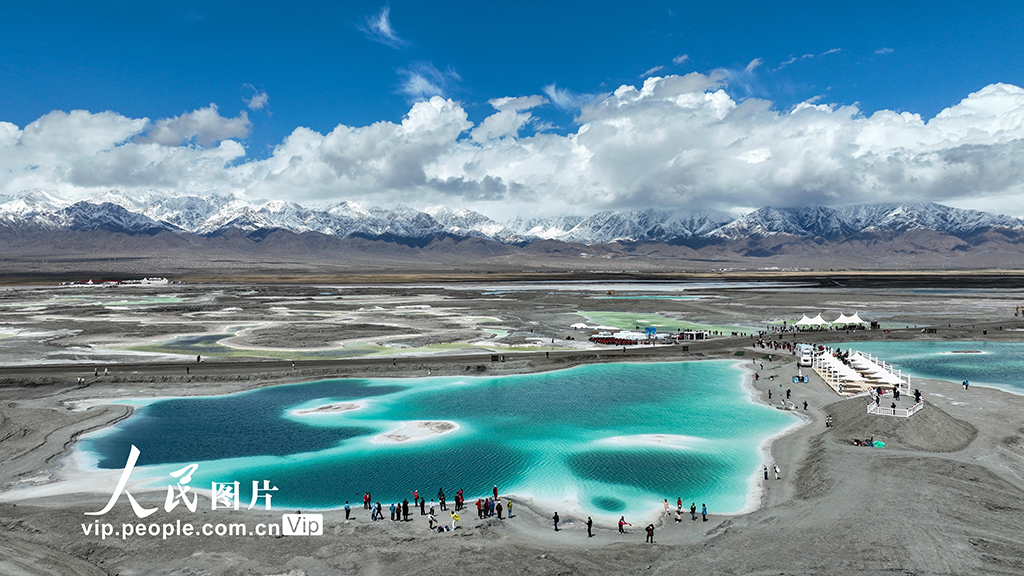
[867,400,923,418]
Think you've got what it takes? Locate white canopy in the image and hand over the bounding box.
[847,312,865,324]
[809,313,830,326]
[570,323,589,329]
[833,313,854,325]
[795,315,814,326]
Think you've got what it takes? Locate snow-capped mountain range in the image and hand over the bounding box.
[1,189,1022,246]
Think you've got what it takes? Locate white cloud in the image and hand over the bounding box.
[876,47,894,55]
[489,95,547,112]
[244,85,269,111]
[745,58,763,72]
[399,62,460,101]
[672,54,689,65]
[641,65,665,78]
[821,48,842,56]
[361,6,408,48]
[6,80,1024,218]
[143,104,250,146]
[542,83,597,111]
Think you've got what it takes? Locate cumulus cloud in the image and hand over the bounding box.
[243,84,269,111]
[361,6,408,48]
[142,104,250,146]
[6,79,1024,218]
[399,62,460,100]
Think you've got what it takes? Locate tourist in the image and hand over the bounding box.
[412,489,419,506]
[428,513,436,530]
[374,502,382,521]
[803,400,808,410]
[496,500,503,519]
[690,502,697,521]
[663,499,669,515]
[618,516,631,533]
[774,465,781,480]
[891,402,897,410]
[429,499,435,516]
[402,498,409,521]
[420,498,425,516]
[676,496,682,511]
[344,501,350,520]
[390,502,396,521]
[493,485,499,500]
[764,465,769,480]
[786,388,791,399]
[437,488,445,510]
[507,499,513,518]
[587,516,593,537]
[675,510,683,522]
[553,512,560,531]
[645,524,655,543]
[489,498,496,517]
[701,503,707,522]
[768,389,771,399]
[450,511,459,530]
[476,499,483,519]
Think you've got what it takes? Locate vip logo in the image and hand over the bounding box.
[281,513,323,536]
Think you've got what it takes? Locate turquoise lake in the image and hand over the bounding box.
[840,341,1024,395]
[82,361,797,520]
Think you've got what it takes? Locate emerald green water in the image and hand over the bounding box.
[839,341,1024,396]
[578,311,750,334]
[82,361,796,520]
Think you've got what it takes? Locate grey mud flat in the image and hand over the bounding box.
[1,281,1024,576]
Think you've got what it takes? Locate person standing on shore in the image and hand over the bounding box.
[344,501,350,520]
[493,485,499,501]
[402,499,410,521]
[507,499,513,518]
[587,516,593,537]
[645,524,655,543]
[438,488,446,510]
[553,512,560,531]
[450,511,459,530]
[420,498,425,516]
[618,516,631,533]
[476,499,483,519]
[764,466,769,480]
[496,500,503,519]
[663,499,669,515]
[774,464,781,480]
[390,502,396,521]
[690,502,697,521]
[701,503,707,522]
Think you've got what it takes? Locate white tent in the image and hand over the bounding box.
[570,323,589,329]
[795,315,814,326]
[809,313,830,326]
[833,313,853,325]
[847,312,865,325]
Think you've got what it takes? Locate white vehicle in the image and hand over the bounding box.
[796,344,813,367]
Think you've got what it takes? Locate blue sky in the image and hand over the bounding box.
[3,1,1024,216]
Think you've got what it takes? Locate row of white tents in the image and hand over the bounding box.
[794,312,866,327]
